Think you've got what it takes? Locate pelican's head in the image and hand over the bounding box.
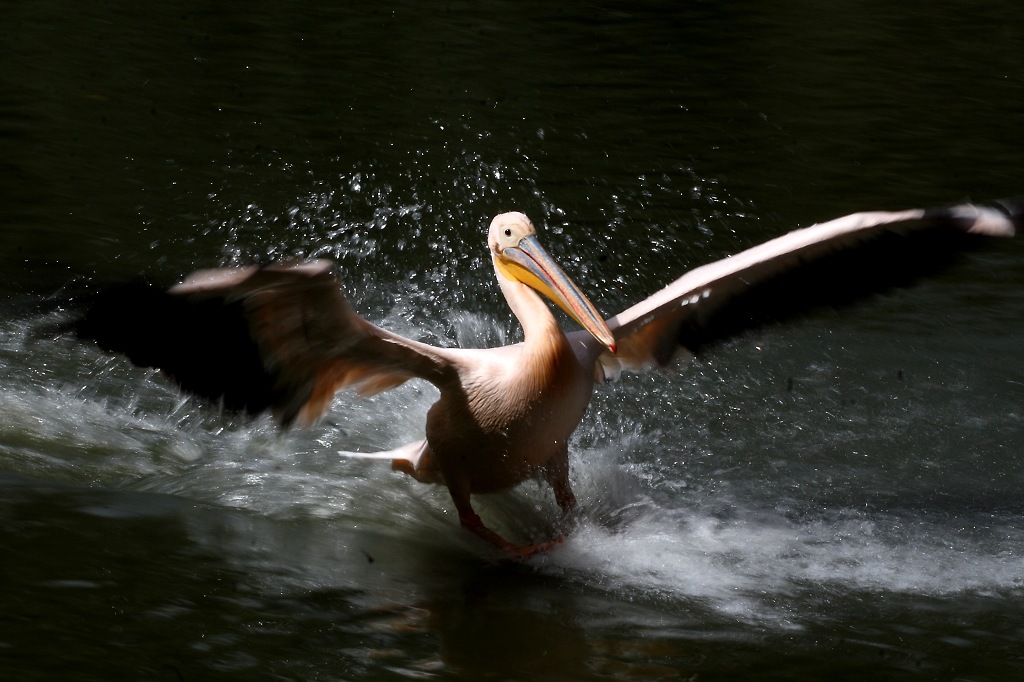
[489,212,616,352]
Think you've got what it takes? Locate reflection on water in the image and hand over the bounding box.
[2,0,1024,679]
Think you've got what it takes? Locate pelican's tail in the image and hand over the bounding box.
[339,439,442,484]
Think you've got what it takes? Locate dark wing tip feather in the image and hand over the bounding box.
[75,277,284,417]
[993,199,1023,235]
[922,201,1019,237]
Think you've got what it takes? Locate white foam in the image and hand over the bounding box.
[3,305,1022,630]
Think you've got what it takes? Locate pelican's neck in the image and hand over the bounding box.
[492,258,590,401]
[493,259,564,351]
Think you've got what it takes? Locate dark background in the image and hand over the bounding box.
[2,2,1022,680]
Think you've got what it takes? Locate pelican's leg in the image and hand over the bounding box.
[542,449,577,513]
[447,480,517,552]
[447,478,562,557]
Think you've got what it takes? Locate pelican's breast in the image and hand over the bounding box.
[425,336,594,493]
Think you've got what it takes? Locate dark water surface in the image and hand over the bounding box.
[2,2,1023,680]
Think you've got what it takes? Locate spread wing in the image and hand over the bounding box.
[77,260,452,426]
[578,202,1019,378]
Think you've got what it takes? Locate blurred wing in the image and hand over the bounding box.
[80,260,451,427]
[593,202,1018,378]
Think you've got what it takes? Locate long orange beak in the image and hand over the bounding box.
[497,235,617,353]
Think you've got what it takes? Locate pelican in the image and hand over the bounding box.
[77,203,1018,555]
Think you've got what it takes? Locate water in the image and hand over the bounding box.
[2,1,1023,679]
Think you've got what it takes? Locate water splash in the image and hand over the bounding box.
[3,146,1020,634]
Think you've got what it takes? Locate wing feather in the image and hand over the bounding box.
[179,260,456,426]
[596,203,1018,377]
[80,260,453,426]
